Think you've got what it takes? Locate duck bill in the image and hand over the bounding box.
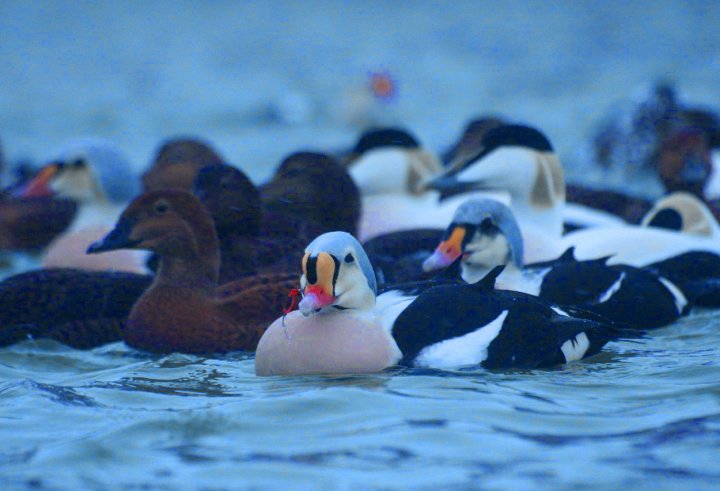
[422,226,466,272]
[427,175,491,201]
[12,163,59,198]
[86,217,139,254]
[299,285,336,316]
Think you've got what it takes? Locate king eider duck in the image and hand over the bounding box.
[421,199,688,328]
[255,231,618,376]
[17,139,147,273]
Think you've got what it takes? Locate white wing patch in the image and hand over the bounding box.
[560,332,590,362]
[414,311,509,369]
[375,290,417,334]
[551,305,570,317]
[598,272,626,303]
[658,277,688,314]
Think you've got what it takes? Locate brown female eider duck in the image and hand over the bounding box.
[260,151,361,238]
[191,162,307,283]
[87,190,298,354]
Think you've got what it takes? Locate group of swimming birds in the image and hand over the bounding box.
[1,115,720,376]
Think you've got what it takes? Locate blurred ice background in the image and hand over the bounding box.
[1,0,719,185]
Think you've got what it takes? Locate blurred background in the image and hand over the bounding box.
[1,0,719,185]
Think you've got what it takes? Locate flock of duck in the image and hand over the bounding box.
[1,110,720,376]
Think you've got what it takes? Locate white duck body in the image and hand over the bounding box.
[566,191,720,267]
[561,225,720,267]
[350,146,511,240]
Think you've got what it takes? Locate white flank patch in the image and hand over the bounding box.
[414,311,509,369]
[598,272,626,303]
[375,290,417,334]
[551,305,570,317]
[658,277,688,314]
[560,332,590,362]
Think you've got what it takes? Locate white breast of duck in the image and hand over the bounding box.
[256,231,404,376]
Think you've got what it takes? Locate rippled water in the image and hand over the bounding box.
[2,1,720,489]
[2,309,719,490]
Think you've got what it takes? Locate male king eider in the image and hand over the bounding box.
[255,231,618,376]
[422,198,689,329]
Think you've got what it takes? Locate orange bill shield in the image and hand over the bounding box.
[422,226,466,272]
[13,163,59,198]
[299,252,338,315]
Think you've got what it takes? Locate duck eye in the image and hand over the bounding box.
[72,158,86,168]
[154,201,169,214]
[344,253,355,263]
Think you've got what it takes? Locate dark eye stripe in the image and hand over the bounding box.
[306,256,318,284]
[331,255,340,294]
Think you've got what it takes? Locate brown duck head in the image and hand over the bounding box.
[142,138,224,192]
[260,152,360,236]
[656,128,712,196]
[192,163,261,236]
[88,190,220,285]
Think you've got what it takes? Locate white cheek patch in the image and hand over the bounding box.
[598,272,626,304]
[560,332,590,362]
[414,310,508,369]
[375,290,417,334]
[349,148,410,194]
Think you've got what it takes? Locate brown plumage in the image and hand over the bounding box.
[260,151,361,238]
[192,162,306,283]
[141,137,224,192]
[87,190,298,354]
[0,196,78,250]
[0,269,151,348]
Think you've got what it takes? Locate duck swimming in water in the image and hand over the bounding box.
[255,231,618,376]
[17,139,147,273]
[87,190,298,354]
[421,198,687,329]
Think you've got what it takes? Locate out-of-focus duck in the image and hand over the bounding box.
[255,231,618,376]
[192,162,307,283]
[640,192,720,307]
[0,269,151,349]
[426,125,571,262]
[87,190,298,355]
[422,199,687,329]
[342,127,462,241]
[142,137,224,192]
[0,141,77,253]
[260,151,360,238]
[440,116,506,168]
[16,139,146,273]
